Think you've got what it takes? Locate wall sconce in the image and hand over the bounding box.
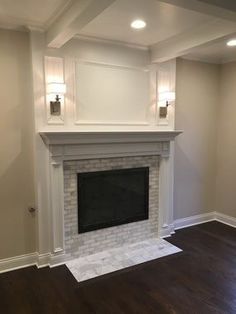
[47,82,66,116]
[158,91,175,118]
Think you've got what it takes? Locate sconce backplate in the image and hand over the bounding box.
[159,107,168,118]
[50,101,61,116]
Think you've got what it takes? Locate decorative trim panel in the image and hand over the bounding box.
[50,161,65,253]
[44,56,65,125]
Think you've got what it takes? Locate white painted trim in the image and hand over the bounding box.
[37,253,51,268]
[157,0,236,22]
[150,19,236,63]
[183,55,236,66]
[77,59,149,72]
[215,212,236,228]
[40,131,180,259]
[174,212,215,230]
[50,160,65,253]
[159,224,175,238]
[46,0,116,48]
[0,253,37,274]
[181,55,221,65]
[44,0,75,29]
[75,120,150,126]
[174,211,236,231]
[158,147,175,238]
[44,56,65,125]
[0,252,58,274]
[74,34,149,51]
[39,131,182,146]
[74,60,151,127]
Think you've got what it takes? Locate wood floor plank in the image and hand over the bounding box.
[0,221,236,313]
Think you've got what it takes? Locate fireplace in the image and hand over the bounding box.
[64,155,159,258]
[77,167,149,233]
[39,131,181,266]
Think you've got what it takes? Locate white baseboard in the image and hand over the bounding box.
[0,252,56,274]
[174,212,215,230]
[174,211,236,231]
[1,211,236,274]
[37,253,51,268]
[0,252,37,274]
[159,223,175,238]
[215,212,236,228]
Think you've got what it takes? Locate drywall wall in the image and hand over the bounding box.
[174,58,219,219]
[215,62,236,218]
[0,29,35,259]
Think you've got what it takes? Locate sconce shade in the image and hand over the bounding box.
[158,91,175,103]
[47,82,66,94]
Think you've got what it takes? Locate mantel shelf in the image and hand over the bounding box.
[39,130,183,146]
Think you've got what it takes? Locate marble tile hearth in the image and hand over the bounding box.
[66,238,182,282]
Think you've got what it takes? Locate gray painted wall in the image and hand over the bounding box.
[0,29,35,259]
[215,62,236,218]
[1,33,236,261]
[174,58,219,220]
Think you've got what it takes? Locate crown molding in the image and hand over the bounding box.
[44,0,74,29]
[74,34,149,51]
[26,25,45,33]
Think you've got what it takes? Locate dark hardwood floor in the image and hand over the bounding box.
[1,221,236,314]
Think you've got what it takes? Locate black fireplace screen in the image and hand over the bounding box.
[77,167,149,233]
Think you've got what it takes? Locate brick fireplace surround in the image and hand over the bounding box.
[64,155,159,259]
[40,131,181,266]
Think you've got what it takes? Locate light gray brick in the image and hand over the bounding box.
[64,155,159,258]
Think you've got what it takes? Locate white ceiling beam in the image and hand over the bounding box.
[46,0,116,48]
[151,19,236,63]
[157,0,236,22]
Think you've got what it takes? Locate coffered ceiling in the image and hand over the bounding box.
[77,0,213,47]
[0,0,71,29]
[1,0,236,64]
[183,33,236,64]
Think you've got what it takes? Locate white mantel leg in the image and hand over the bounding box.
[159,142,175,237]
[50,160,65,254]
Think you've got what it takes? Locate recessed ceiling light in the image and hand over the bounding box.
[131,19,146,30]
[227,39,236,47]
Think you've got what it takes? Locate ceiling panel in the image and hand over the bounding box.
[78,0,215,46]
[183,34,236,64]
[0,0,70,29]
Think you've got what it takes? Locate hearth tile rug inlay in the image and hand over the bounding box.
[66,238,182,282]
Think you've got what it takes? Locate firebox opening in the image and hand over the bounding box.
[77,167,149,233]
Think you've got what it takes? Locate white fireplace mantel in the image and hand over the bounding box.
[39,130,182,266]
[40,130,182,146]
[40,130,182,161]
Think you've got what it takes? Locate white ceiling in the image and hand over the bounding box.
[183,34,236,64]
[1,0,236,64]
[0,0,71,29]
[78,0,214,46]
